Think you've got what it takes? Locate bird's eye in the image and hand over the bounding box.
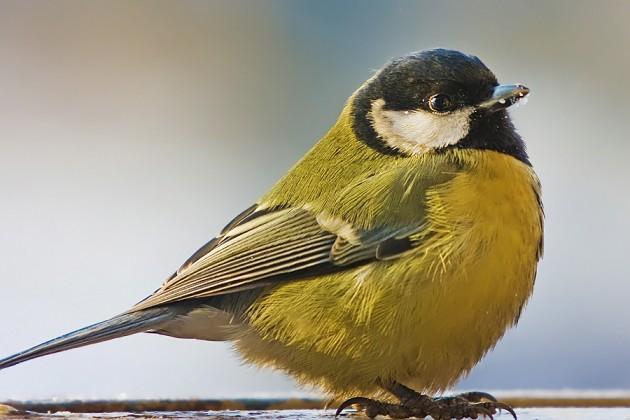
[428,94,453,113]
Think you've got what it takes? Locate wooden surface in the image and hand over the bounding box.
[3,398,630,419]
[2,408,630,419]
[4,396,630,413]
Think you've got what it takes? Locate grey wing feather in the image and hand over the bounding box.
[130,205,424,312]
[330,224,423,265]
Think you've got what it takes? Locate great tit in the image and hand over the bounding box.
[0,49,542,419]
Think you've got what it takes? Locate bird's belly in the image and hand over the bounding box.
[235,245,537,397]
[235,154,542,397]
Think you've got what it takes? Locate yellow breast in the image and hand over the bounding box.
[235,150,543,399]
[395,150,543,392]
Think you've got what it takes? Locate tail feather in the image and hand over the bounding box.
[0,307,175,370]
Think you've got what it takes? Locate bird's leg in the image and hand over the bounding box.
[335,380,517,419]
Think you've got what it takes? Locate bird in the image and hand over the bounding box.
[0,48,542,419]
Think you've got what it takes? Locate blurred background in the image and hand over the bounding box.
[0,0,629,401]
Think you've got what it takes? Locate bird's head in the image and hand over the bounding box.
[351,49,530,163]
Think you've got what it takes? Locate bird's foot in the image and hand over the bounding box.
[335,391,516,419]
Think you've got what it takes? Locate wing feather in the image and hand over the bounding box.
[128,159,464,312]
[131,205,426,312]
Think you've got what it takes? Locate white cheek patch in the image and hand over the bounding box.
[368,98,473,155]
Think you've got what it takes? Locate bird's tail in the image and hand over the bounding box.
[0,307,175,370]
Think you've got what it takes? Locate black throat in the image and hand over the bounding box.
[452,110,531,165]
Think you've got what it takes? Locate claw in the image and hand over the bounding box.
[488,401,517,420]
[335,396,380,417]
[474,406,494,419]
[456,391,498,403]
[468,401,517,420]
[449,403,490,420]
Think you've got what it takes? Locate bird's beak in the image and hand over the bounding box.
[478,84,530,112]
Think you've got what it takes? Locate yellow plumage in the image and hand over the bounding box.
[234,101,544,399]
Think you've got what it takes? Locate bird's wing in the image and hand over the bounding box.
[130,204,426,312]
